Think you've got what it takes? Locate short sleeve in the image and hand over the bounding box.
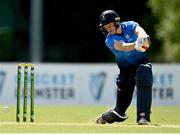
[128,21,139,33]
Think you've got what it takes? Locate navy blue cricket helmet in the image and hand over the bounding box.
[99,10,120,35]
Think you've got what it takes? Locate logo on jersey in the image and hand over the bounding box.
[125,34,130,40]
[125,34,133,42]
[0,71,6,96]
[89,72,107,100]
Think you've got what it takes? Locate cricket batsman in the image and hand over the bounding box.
[96,10,153,125]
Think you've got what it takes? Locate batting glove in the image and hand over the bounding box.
[135,35,150,52]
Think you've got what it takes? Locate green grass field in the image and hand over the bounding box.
[0,105,180,133]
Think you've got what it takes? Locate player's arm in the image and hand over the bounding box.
[134,26,148,37]
[113,26,151,52]
[114,40,135,51]
[113,26,148,51]
[134,26,151,47]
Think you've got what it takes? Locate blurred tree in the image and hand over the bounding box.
[148,0,180,62]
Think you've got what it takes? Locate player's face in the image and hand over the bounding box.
[104,22,116,35]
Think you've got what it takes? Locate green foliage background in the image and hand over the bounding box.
[148,0,180,62]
